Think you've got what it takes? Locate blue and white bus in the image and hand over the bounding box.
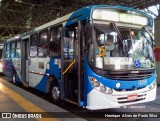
[2,5,156,110]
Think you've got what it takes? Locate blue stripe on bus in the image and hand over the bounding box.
[4,57,61,93]
[65,6,91,26]
[48,57,61,79]
[34,57,61,93]
[34,72,48,93]
[87,64,156,90]
[3,59,14,78]
[3,59,23,83]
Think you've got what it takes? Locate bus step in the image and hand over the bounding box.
[64,98,78,105]
[23,82,29,87]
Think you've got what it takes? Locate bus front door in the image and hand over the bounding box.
[61,22,84,106]
[21,37,29,86]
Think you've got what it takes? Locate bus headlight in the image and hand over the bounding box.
[93,81,100,87]
[148,80,156,90]
[108,89,113,94]
[153,81,156,87]
[100,85,106,93]
[89,77,113,94]
[148,85,153,90]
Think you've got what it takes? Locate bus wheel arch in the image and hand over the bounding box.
[46,75,60,102]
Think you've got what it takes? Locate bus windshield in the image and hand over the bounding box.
[88,24,155,70]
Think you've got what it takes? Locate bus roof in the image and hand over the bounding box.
[6,5,152,42]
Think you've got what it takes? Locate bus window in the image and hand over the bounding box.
[16,40,21,58]
[6,43,10,58]
[64,31,74,59]
[39,30,48,57]
[11,42,16,58]
[30,33,38,57]
[48,27,61,57]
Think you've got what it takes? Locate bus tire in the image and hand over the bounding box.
[47,75,60,102]
[51,86,60,102]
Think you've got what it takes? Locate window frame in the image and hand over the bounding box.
[48,25,62,57]
[29,33,38,58]
[38,29,48,58]
[6,42,11,58]
[11,41,16,58]
[15,40,21,58]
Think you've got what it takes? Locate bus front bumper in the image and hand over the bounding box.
[86,84,157,110]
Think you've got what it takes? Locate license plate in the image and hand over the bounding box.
[127,94,138,101]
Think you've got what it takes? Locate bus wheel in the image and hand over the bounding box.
[51,86,60,102]
[12,72,16,84]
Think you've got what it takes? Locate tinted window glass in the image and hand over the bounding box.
[48,27,61,57]
[11,42,16,58]
[6,43,10,58]
[30,34,38,57]
[38,30,48,57]
[16,40,21,58]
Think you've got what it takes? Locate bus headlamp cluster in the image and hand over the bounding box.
[89,77,113,94]
[148,80,156,90]
[100,85,106,93]
[93,81,100,87]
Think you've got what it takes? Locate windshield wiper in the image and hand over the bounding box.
[110,22,130,59]
[110,22,123,42]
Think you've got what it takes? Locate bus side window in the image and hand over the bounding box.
[30,33,38,57]
[49,27,61,57]
[38,30,48,57]
[3,44,6,58]
[11,42,16,58]
[6,43,10,58]
[16,40,21,58]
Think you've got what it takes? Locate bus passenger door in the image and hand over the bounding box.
[21,37,29,85]
[61,21,84,106]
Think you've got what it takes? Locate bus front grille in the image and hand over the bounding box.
[92,67,155,80]
[114,86,146,92]
[117,94,146,104]
[106,72,153,80]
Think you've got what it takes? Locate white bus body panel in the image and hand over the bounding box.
[28,57,50,87]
